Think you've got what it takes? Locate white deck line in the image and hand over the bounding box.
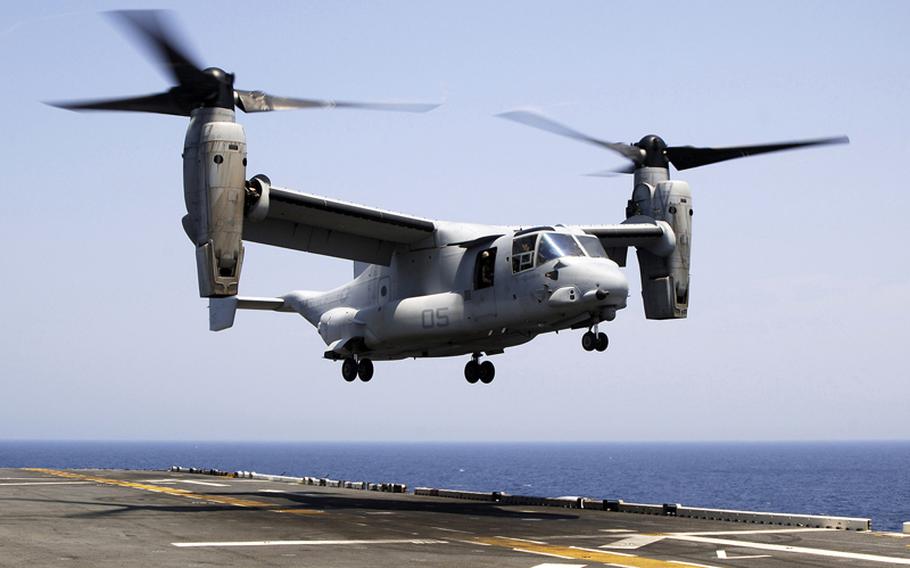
[674,527,833,537]
[599,534,666,549]
[175,480,230,487]
[429,526,474,534]
[668,534,910,565]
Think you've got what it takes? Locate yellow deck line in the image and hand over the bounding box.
[26,469,322,516]
[475,536,710,568]
[274,508,325,516]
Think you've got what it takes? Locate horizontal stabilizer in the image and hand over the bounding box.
[209,296,287,331]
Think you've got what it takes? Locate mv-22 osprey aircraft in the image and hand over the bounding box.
[56,11,848,384]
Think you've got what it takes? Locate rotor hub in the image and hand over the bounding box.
[199,67,236,110]
[203,67,231,82]
[635,134,669,169]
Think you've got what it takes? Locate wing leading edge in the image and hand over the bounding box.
[575,222,670,266]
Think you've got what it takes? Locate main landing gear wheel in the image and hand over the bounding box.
[478,360,495,384]
[341,358,358,382]
[465,354,494,384]
[464,360,480,384]
[358,358,374,382]
[582,331,597,351]
[595,332,609,352]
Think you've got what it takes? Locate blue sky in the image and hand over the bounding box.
[1,1,908,441]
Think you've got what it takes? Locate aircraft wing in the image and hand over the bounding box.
[574,221,670,266]
[243,184,437,265]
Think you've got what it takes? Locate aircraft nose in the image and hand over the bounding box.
[546,258,629,309]
[591,264,629,305]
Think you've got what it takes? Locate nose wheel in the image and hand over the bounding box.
[341,357,374,382]
[464,354,495,384]
[582,330,609,352]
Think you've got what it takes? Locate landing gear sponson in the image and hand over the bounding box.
[464,353,495,385]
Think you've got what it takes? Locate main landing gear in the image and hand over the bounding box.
[582,328,609,352]
[341,357,374,382]
[464,353,495,385]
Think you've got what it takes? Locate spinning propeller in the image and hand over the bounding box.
[51,10,439,117]
[498,110,848,174]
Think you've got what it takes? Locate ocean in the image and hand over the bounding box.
[1,440,907,532]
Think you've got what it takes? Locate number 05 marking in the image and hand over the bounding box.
[421,307,450,329]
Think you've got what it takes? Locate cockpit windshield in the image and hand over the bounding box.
[512,231,604,273]
[576,235,609,259]
[536,233,585,265]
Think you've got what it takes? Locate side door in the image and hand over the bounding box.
[467,247,497,321]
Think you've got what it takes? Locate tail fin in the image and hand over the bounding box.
[208,296,287,331]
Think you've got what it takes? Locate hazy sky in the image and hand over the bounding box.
[2,1,907,442]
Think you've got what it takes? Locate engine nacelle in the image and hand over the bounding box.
[182,107,247,297]
[636,180,692,319]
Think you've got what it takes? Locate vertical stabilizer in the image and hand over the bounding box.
[209,296,288,331]
[209,297,239,331]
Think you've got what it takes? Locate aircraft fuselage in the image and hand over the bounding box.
[289,223,629,361]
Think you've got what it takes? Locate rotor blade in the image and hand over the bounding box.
[497,110,644,163]
[666,136,850,171]
[107,10,214,89]
[235,90,440,113]
[47,91,191,116]
[585,163,637,177]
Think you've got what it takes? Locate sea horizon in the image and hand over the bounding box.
[2,439,908,531]
[4,438,909,444]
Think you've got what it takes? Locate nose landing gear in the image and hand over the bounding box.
[582,328,609,353]
[582,331,597,351]
[464,353,495,384]
[341,357,374,382]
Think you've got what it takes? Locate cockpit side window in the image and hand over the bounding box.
[536,233,585,265]
[577,235,609,258]
[512,235,537,273]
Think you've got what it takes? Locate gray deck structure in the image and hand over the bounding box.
[1,467,908,567]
